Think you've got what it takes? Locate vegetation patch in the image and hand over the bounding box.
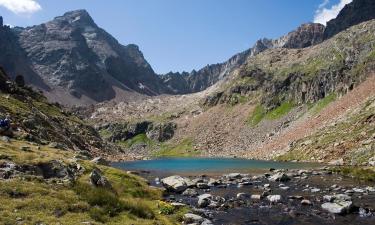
[247,104,266,126]
[154,139,199,157]
[265,101,294,120]
[330,167,375,182]
[310,93,337,115]
[0,140,185,225]
[118,134,155,148]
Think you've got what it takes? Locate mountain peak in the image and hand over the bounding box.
[53,9,96,28]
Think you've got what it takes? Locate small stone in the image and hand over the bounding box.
[20,146,31,151]
[267,195,282,203]
[251,194,261,200]
[310,188,321,193]
[279,186,290,191]
[197,182,209,189]
[236,193,249,199]
[301,199,312,205]
[268,172,290,182]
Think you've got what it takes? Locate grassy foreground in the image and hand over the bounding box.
[0,139,186,225]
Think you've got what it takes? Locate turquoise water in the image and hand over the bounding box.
[112,158,318,173]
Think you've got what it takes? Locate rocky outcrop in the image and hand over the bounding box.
[146,122,177,142]
[274,23,324,48]
[97,121,176,143]
[324,0,375,40]
[161,23,325,95]
[90,168,112,188]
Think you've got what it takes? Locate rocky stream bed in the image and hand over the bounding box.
[134,168,375,225]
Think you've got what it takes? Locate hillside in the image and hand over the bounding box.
[0,67,186,224]
[90,19,375,165]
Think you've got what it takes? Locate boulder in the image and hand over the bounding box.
[183,213,204,224]
[251,194,261,200]
[197,182,209,189]
[301,199,312,205]
[267,195,282,203]
[236,193,250,199]
[182,188,199,197]
[161,175,188,193]
[224,173,242,179]
[146,122,177,142]
[90,168,112,189]
[321,201,353,214]
[90,157,109,166]
[197,194,212,208]
[269,172,290,182]
[37,160,71,179]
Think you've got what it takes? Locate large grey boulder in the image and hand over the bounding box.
[90,168,112,189]
[161,175,188,193]
[197,193,213,208]
[183,213,204,224]
[321,201,353,214]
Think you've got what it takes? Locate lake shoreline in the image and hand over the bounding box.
[140,167,375,225]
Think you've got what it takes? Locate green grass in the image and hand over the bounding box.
[153,139,199,157]
[247,104,266,126]
[330,167,375,182]
[247,101,294,126]
[265,101,294,120]
[310,93,337,115]
[118,134,155,148]
[0,139,185,225]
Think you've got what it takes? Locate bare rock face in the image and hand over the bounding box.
[2,10,170,105]
[324,0,375,40]
[274,23,325,48]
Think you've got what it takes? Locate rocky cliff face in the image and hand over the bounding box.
[161,23,325,94]
[324,0,375,40]
[0,10,169,105]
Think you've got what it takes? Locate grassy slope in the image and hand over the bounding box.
[247,101,294,126]
[0,140,186,225]
[153,139,199,157]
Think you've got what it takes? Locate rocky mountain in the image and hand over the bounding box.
[0,10,173,106]
[0,0,373,106]
[161,23,325,94]
[324,0,375,40]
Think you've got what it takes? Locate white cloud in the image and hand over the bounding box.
[0,0,41,15]
[314,0,352,25]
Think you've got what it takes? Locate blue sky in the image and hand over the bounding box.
[0,0,350,74]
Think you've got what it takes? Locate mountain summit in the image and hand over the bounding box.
[1,9,171,105]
